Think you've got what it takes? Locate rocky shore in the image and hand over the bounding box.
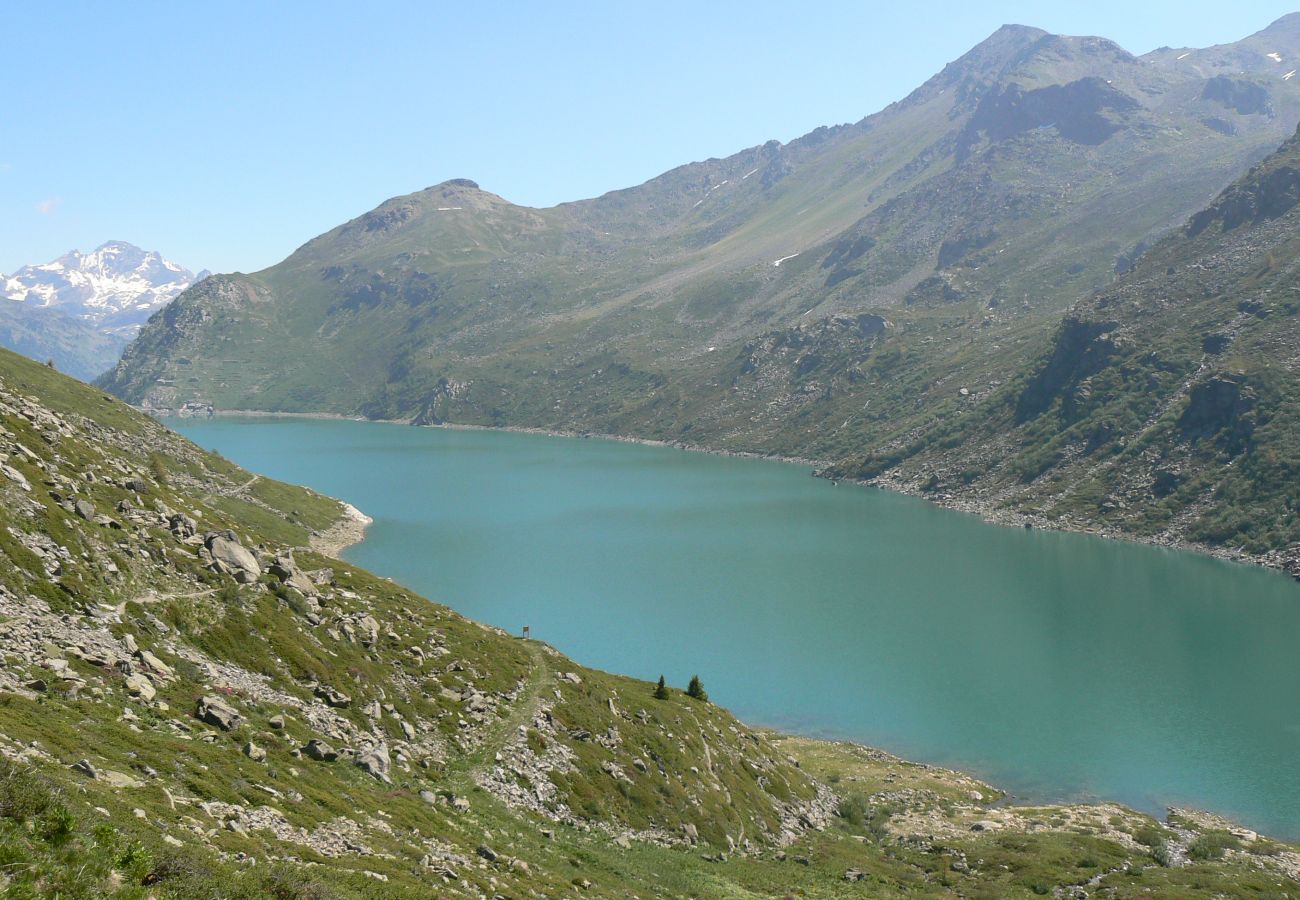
[310,501,373,557]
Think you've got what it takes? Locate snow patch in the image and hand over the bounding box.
[1176,52,1191,60]
[1286,70,1297,81]
[741,168,759,180]
[1267,52,1283,62]
[772,253,800,267]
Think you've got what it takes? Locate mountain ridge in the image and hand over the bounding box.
[102,16,1300,565]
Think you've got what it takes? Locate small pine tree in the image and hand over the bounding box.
[654,675,669,700]
[686,674,708,702]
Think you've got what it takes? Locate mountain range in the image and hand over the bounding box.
[1,241,202,380]
[103,15,1300,565]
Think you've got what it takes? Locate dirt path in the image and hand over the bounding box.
[447,640,554,786]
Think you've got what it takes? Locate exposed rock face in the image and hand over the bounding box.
[1201,76,1273,116]
[1176,375,1261,453]
[1015,317,1118,422]
[1188,159,1300,235]
[959,77,1140,159]
[196,694,242,731]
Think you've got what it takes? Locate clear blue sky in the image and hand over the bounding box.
[4,1,1297,274]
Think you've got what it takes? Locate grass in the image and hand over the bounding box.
[3,342,1298,896]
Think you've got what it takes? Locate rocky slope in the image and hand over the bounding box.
[827,120,1300,572]
[2,242,203,380]
[4,353,1295,895]
[105,19,1300,459]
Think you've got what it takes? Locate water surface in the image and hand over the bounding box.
[172,417,1300,838]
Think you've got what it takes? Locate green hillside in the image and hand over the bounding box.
[3,350,1295,895]
[827,120,1300,572]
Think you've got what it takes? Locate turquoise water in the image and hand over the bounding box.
[172,417,1300,839]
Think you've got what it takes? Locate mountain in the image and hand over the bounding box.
[2,350,1294,895]
[827,120,1300,570]
[103,18,1300,551]
[3,241,203,337]
[2,241,203,380]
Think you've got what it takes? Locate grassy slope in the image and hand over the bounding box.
[4,357,1296,897]
[828,123,1300,567]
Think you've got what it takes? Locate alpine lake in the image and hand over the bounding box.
[170,417,1300,840]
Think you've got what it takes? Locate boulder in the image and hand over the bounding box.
[135,649,173,680]
[168,513,197,538]
[314,685,351,708]
[124,673,156,702]
[357,615,380,646]
[269,553,318,597]
[355,742,391,782]
[73,499,95,520]
[205,531,261,583]
[196,694,242,731]
[243,741,266,762]
[302,739,339,762]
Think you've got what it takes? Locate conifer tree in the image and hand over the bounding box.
[686,674,708,702]
[654,675,669,700]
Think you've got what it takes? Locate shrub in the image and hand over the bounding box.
[37,804,76,846]
[1187,830,1241,861]
[0,758,56,821]
[1132,824,1168,848]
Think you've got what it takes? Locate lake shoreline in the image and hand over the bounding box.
[203,407,1297,581]
[310,500,373,556]
[168,409,1300,845]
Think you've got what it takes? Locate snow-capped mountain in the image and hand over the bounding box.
[1,241,205,338]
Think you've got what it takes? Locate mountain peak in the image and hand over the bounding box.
[949,23,1051,75]
[421,178,482,194]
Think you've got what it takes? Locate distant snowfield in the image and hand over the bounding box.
[773,252,800,267]
[1,241,201,337]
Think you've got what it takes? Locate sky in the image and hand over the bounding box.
[3,1,1298,275]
